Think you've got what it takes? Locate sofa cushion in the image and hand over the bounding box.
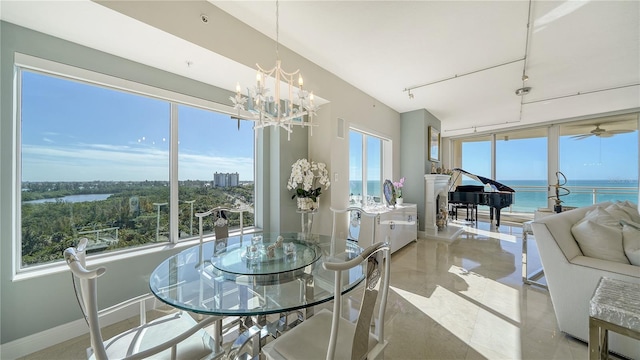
[620,220,640,266]
[571,207,630,264]
[606,202,640,224]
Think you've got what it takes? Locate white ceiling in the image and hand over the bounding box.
[1,0,638,137]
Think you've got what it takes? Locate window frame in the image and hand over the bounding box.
[348,127,390,205]
[13,53,257,279]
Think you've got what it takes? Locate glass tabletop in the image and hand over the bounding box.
[149,232,365,316]
[212,234,322,277]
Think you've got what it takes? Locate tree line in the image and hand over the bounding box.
[21,181,254,266]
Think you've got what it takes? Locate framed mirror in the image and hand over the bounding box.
[383,179,396,206]
[428,126,440,161]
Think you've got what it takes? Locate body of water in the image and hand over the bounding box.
[24,194,113,204]
[489,179,638,212]
[350,179,638,212]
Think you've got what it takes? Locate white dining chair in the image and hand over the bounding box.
[330,206,378,250]
[196,206,248,245]
[64,238,220,360]
[262,240,391,360]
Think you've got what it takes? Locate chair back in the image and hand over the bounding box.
[330,207,378,249]
[196,206,247,245]
[64,238,109,360]
[324,240,390,360]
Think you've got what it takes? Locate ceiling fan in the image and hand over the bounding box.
[570,124,635,140]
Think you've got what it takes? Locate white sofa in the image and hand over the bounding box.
[531,203,640,359]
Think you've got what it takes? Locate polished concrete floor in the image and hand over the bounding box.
[21,220,601,360]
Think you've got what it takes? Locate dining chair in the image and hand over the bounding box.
[330,206,378,249]
[64,238,220,360]
[196,206,248,246]
[261,240,391,360]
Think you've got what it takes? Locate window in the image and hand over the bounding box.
[496,128,547,212]
[452,115,638,213]
[559,118,638,206]
[458,135,492,182]
[349,129,384,205]
[177,105,255,239]
[17,57,255,270]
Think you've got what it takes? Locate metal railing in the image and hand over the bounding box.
[478,185,638,214]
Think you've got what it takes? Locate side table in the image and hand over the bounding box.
[588,277,640,359]
[522,220,547,288]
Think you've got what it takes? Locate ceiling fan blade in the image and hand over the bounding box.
[606,129,635,135]
[570,134,593,140]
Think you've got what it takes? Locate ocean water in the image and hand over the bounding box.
[350,179,638,212]
[495,179,638,212]
[350,180,382,198]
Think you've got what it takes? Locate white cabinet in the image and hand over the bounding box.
[356,204,418,254]
[378,204,418,253]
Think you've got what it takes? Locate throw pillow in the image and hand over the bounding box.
[604,203,634,222]
[571,207,630,264]
[611,201,640,223]
[620,219,640,266]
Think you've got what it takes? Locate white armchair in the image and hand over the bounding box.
[531,203,640,359]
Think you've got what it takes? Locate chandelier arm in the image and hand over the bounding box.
[233,0,321,141]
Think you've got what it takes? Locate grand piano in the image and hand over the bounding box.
[448,168,515,227]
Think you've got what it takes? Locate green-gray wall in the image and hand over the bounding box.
[401,109,441,232]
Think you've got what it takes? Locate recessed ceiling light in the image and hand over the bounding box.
[515,87,531,96]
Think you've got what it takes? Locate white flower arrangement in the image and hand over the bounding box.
[287,158,331,201]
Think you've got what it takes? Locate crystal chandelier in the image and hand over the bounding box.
[230,0,320,141]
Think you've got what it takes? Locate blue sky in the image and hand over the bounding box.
[22,70,638,184]
[463,133,638,182]
[21,70,254,182]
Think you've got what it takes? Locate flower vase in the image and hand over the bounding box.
[396,197,404,205]
[297,197,319,211]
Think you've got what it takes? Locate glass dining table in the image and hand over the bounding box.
[149,232,366,357]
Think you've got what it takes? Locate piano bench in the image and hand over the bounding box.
[451,204,477,223]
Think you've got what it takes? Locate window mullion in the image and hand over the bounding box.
[169,103,179,243]
[361,133,367,199]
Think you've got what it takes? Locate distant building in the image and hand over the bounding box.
[213,172,239,187]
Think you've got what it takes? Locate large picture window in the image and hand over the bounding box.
[18,62,255,269]
[349,129,384,205]
[559,117,638,206]
[177,105,254,240]
[452,115,638,213]
[495,128,548,212]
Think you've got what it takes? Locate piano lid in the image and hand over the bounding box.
[452,168,515,192]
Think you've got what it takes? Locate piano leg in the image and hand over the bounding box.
[495,208,501,227]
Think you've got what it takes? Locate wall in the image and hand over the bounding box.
[400,109,441,231]
[0,1,401,352]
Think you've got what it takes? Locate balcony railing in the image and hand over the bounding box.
[478,185,638,214]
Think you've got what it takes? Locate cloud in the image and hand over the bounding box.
[21,143,254,182]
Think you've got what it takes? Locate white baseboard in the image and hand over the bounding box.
[1,298,157,359]
[1,317,90,360]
